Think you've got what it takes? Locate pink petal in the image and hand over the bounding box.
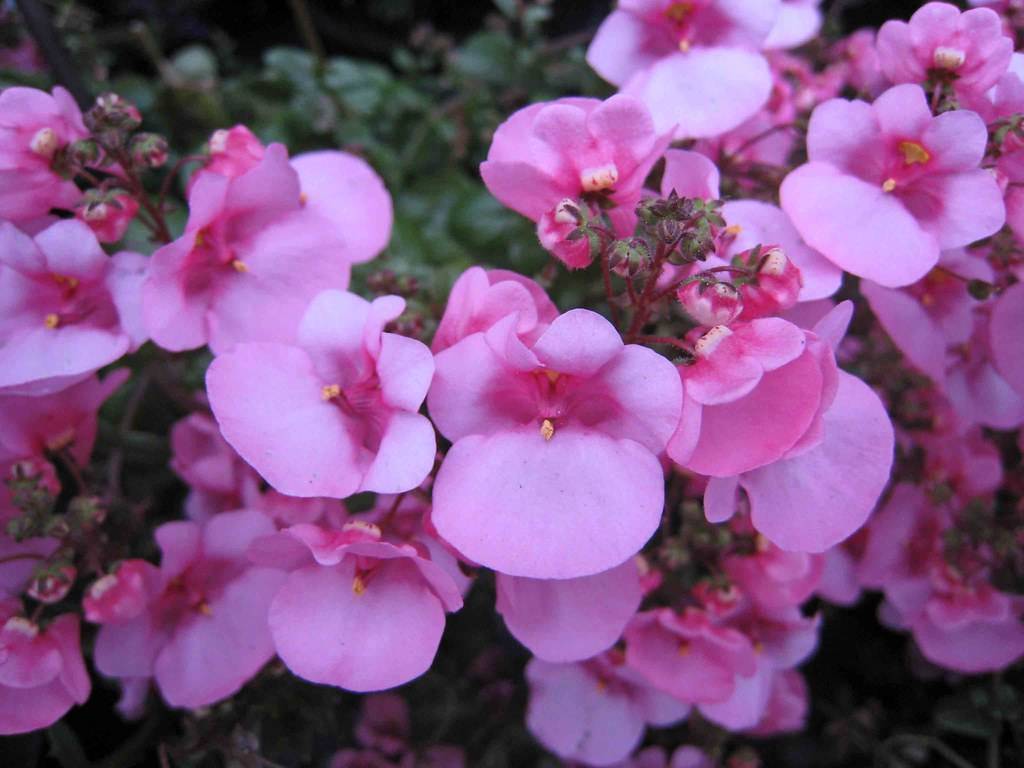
[532,309,623,377]
[991,282,1024,396]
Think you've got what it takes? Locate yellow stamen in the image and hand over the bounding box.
[678,38,691,52]
[194,228,207,248]
[352,574,366,595]
[230,259,248,273]
[899,141,930,166]
[321,384,341,401]
[196,601,212,616]
[52,274,79,290]
[724,224,742,236]
[882,178,897,193]
[753,640,764,654]
[540,418,555,441]
[44,313,60,329]
[678,641,691,657]
[665,1,693,23]
[299,192,308,205]
[544,369,561,383]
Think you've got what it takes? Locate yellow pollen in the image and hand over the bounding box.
[196,601,212,616]
[595,677,609,693]
[44,313,60,329]
[230,258,249,273]
[899,141,931,166]
[299,192,308,205]
[678,641,691,657]
[194,228,207,248]
[45,428,75,453]
[724,224,742,236]
[352,574,366,595]
[678,38,691,52]
[544,369,561,383]
[321,384,341,401]
[882,178,897,193]
[755,533,771,553]
[753,640,764,654]
[540,418,555,441]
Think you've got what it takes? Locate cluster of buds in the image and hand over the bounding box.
[366,269,420,298]
[3,460,58,540]
[84,92,142,144]
[636,192,725,263]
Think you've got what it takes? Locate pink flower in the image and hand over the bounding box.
[586,1,778,137]
[496,558,643,662]
[0,370,127,474]
[93,510,287,708]
[432,267,558,354]
[0,220,145,395]
[765,0,823,50]
[251,520,462,691]
[194,125,392,266]
[0,86,87,231]
[723,532,824,611]
[781,84,1005,287]
[480,95,667,268]
[0,605,90,735]
[668,315,838,477]
[428,307,682,579]
[990,281,1024,399]
[858,484,1024,673]
[142,144,352,353]
[876,3,1013,97]
[0,534,59,596]
[83,559,160,624]
[747,669,808,735]
[207,290,436,498]
[526,652,689,767]
[830,29,888,97]
[697,306,894,552]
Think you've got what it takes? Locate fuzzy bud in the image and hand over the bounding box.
[677,279,744,327]
[87,92,143,134]
[77,189,140,243]
[64,138,102,169]
[736,246,803,320]
[27,564,76,604]
[128,133,169,168]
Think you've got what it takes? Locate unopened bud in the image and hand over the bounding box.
[967,278,995,300]
[77,189,139,243]
[65,138,102,168]
[87,92,142,133]
[84,560,153,623]
[553,199,581,225]
[27,564,76,604]
[128,133,168,168]
[677,279,744,326]
[736,246,803,320]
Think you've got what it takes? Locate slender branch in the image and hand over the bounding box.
[600,248,621,329]
[287,0,326,67]
[633,335,694,356]
[14,0,91,106]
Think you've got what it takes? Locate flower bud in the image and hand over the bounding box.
[677,279,743,326]
[77,189,140,243]
[27,564,76,604]
[64,138,102,168]
[737,246,803,320]
[86,92,142,134]
[83,560,153,623]
[128,133,168,168]
[29,127,59,159]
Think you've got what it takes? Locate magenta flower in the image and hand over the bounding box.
[93,510,286,708]
[0,220,145,395]
[428,306,682,579]
[695,306,894,552]
[496,558,643,662]
[0,86,87,231]
[586,1,778,137]
[526,652,689,767]
[876,3,1013,98]
[207,290,436,499]
[990,281,1024,400]
[781,84,1005,287]
[0,604,90,735]
[858,484,1024,673]
[480,95,667,268]
[143,144,352,353]
[432,266,558,354]
[252,520,462,691]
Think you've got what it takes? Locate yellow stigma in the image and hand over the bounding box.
[352,574,366,595]
[44,313,60,329]
[321,383,341,401]
[230,258,249,273]
[678,38,691,52]
[724,224,742,236]
[544,369,561,383]
[665,1,693,23]
[898,141,930,166]
[753,640,764,654]
[196,601,212,616]
[881,177,897,193]
[299,192,308,205]
[540,418,555,441]
[677,641,691,657]
[52,274,79,290]
[194,228,207,248]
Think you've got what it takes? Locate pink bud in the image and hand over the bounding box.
[204,125,265,179]
[737,247,803,320]
[27,565,76,604]
[677,280,744,327]
[83,560,153,624]
[76,190,139,243]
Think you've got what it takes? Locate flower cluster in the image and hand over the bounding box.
[1,2,1023,766]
